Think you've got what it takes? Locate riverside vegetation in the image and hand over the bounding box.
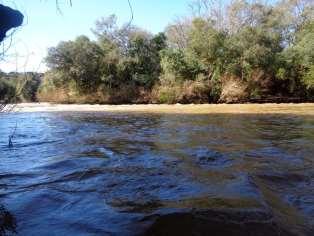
[1,0,314,104]
[0,72,42,103]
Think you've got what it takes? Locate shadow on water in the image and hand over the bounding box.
[0,111,314,235]
[0,204,17,236]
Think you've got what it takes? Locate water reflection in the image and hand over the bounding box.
[0,112,314,235]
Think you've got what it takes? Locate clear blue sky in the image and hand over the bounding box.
[0,0,191,72]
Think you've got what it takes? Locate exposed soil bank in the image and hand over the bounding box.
[11,103,314,115]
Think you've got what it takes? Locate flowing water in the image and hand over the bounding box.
[0,107,314,235]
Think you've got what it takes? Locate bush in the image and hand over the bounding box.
[153,76,211,104]
[0,78,15,102]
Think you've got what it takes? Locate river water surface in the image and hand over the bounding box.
[1,105,314,235]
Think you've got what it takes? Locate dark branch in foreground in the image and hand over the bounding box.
[0,4,24,112]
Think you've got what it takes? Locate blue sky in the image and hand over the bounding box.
[0,0,191,72]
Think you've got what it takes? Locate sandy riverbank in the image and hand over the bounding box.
[4,103,314,115]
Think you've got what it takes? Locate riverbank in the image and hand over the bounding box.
[9,103,314,115]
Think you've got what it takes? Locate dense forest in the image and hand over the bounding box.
[2,0,314,104]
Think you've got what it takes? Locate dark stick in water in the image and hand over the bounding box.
[8,122,17,148]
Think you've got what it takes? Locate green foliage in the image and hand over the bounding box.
[46,36,103,93]
[282,20,314,94]
[0,72,42,103]
[225,26,283,78]
[45,16,167,100]
[158,0,313,101]
[35,1,314,103]
[303,65,314,89]
[160,48,202,80]
[18,73,41,101]
[127,32,167,87]
[0,78,15,102]
[157,85,180,104]
[187,18,226,73]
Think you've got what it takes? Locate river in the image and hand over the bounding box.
[0,104,314,235]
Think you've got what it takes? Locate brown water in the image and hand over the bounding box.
[0,109,314,235]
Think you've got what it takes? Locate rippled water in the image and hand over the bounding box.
[0,111,314,235]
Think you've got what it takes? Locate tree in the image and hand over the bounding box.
[92,15,167,88]
[292,20,314,90]
[46,36,103,93]
[165,19,190,49]
[127,32,167,87]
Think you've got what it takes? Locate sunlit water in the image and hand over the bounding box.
[1,111,314,235]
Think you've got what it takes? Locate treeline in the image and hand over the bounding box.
[5,0,314,104]
[0,72,42,103]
